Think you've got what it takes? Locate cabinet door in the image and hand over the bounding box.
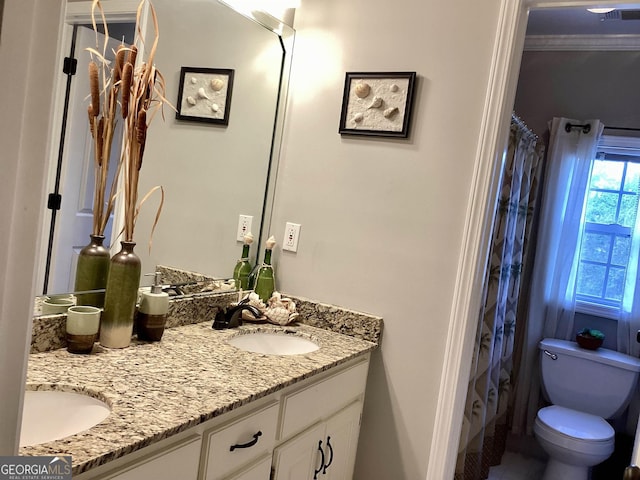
[321,401,363,480]
[272,424,325,480]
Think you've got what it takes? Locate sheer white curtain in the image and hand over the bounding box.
[620,170,640,357]
[511,117,603,434]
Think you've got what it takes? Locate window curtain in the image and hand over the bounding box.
[620,190,640,358]
[455,114,545,480]
[510,117,603,436]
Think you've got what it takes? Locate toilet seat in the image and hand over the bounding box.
[535,406,614,456]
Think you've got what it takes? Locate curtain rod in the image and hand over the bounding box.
[565,122,640,134]
[604,126,640,133]
[565,122,591,134]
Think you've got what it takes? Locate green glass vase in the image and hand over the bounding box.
[74,234,110,308]
[254,248,275,302]
[100,241,141,348]
[233,244,253,290]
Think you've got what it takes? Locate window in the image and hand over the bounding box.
[575,136,640,317]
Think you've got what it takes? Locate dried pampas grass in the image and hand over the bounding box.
[87,0,171,248]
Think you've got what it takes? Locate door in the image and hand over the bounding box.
[272,423,325,480]
[48,26,123,294]
[321,401,363,480]
[272,401,363,480]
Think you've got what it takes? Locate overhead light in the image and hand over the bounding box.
[587,7,616,13]
[224,0,300,9]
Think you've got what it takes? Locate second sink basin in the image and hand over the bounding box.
[20,389,111,447]
[228,331,319,355]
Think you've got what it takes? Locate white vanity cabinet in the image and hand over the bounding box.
[74,354,370,480]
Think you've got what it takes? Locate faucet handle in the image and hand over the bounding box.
[212,304,261,330]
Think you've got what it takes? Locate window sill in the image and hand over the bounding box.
[575,300,620,321]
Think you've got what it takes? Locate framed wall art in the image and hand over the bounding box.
[338,71,416,138]
[176,67,235,125]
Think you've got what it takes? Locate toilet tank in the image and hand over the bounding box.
[539,338,640,418]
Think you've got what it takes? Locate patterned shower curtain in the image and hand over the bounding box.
[455,114,545,480]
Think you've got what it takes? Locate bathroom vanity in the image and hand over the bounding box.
[22,315,379,479]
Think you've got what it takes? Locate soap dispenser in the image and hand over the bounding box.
[233,232,254,291]
[254,235,276,302]
[136,272,169,341]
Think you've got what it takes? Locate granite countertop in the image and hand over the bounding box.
[22,322,377,476]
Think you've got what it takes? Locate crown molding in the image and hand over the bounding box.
[524,34,640,51]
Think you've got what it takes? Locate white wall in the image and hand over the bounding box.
[0,0,64,454]
[269,0,501,477]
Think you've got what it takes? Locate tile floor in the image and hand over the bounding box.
[487,451,545,480]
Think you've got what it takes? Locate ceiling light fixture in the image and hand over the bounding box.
[586,7,616,13]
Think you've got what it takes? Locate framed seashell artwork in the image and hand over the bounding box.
[338,71,416,138]
[176,67,235,125]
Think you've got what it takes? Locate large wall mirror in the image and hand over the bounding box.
[36,0,293,306]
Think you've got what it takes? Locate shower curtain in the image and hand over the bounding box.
[455,114,545,480]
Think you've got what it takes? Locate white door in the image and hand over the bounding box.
[48,26,123,294]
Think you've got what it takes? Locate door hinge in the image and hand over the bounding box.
[63,56,77,75]
[47,193,62,211]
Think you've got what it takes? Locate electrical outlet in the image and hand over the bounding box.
[283,222,301,252]
[236,215,253,242]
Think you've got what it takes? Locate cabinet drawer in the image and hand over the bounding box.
[201,402,279,480]
[280,359,369,440]
[96,435,201,480]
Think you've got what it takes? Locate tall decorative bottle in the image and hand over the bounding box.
[74,234,110,308]
[100,241,141,348]
[233,233,254,291]
[254,236,276,303]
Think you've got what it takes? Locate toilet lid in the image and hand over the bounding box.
[537,406,614,441]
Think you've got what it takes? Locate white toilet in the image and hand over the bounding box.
[535,338,640,480]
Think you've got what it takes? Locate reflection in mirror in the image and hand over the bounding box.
[36,0,294,312]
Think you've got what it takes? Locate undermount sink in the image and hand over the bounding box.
[228,331,320,355]
[20,389,111,447]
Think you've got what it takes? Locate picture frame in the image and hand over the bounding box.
[176,67,235,125]
[338,71,416,138]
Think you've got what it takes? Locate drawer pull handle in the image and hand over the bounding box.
[323,436,334,474]
[313,440,325,479]
[229,431,262,451]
